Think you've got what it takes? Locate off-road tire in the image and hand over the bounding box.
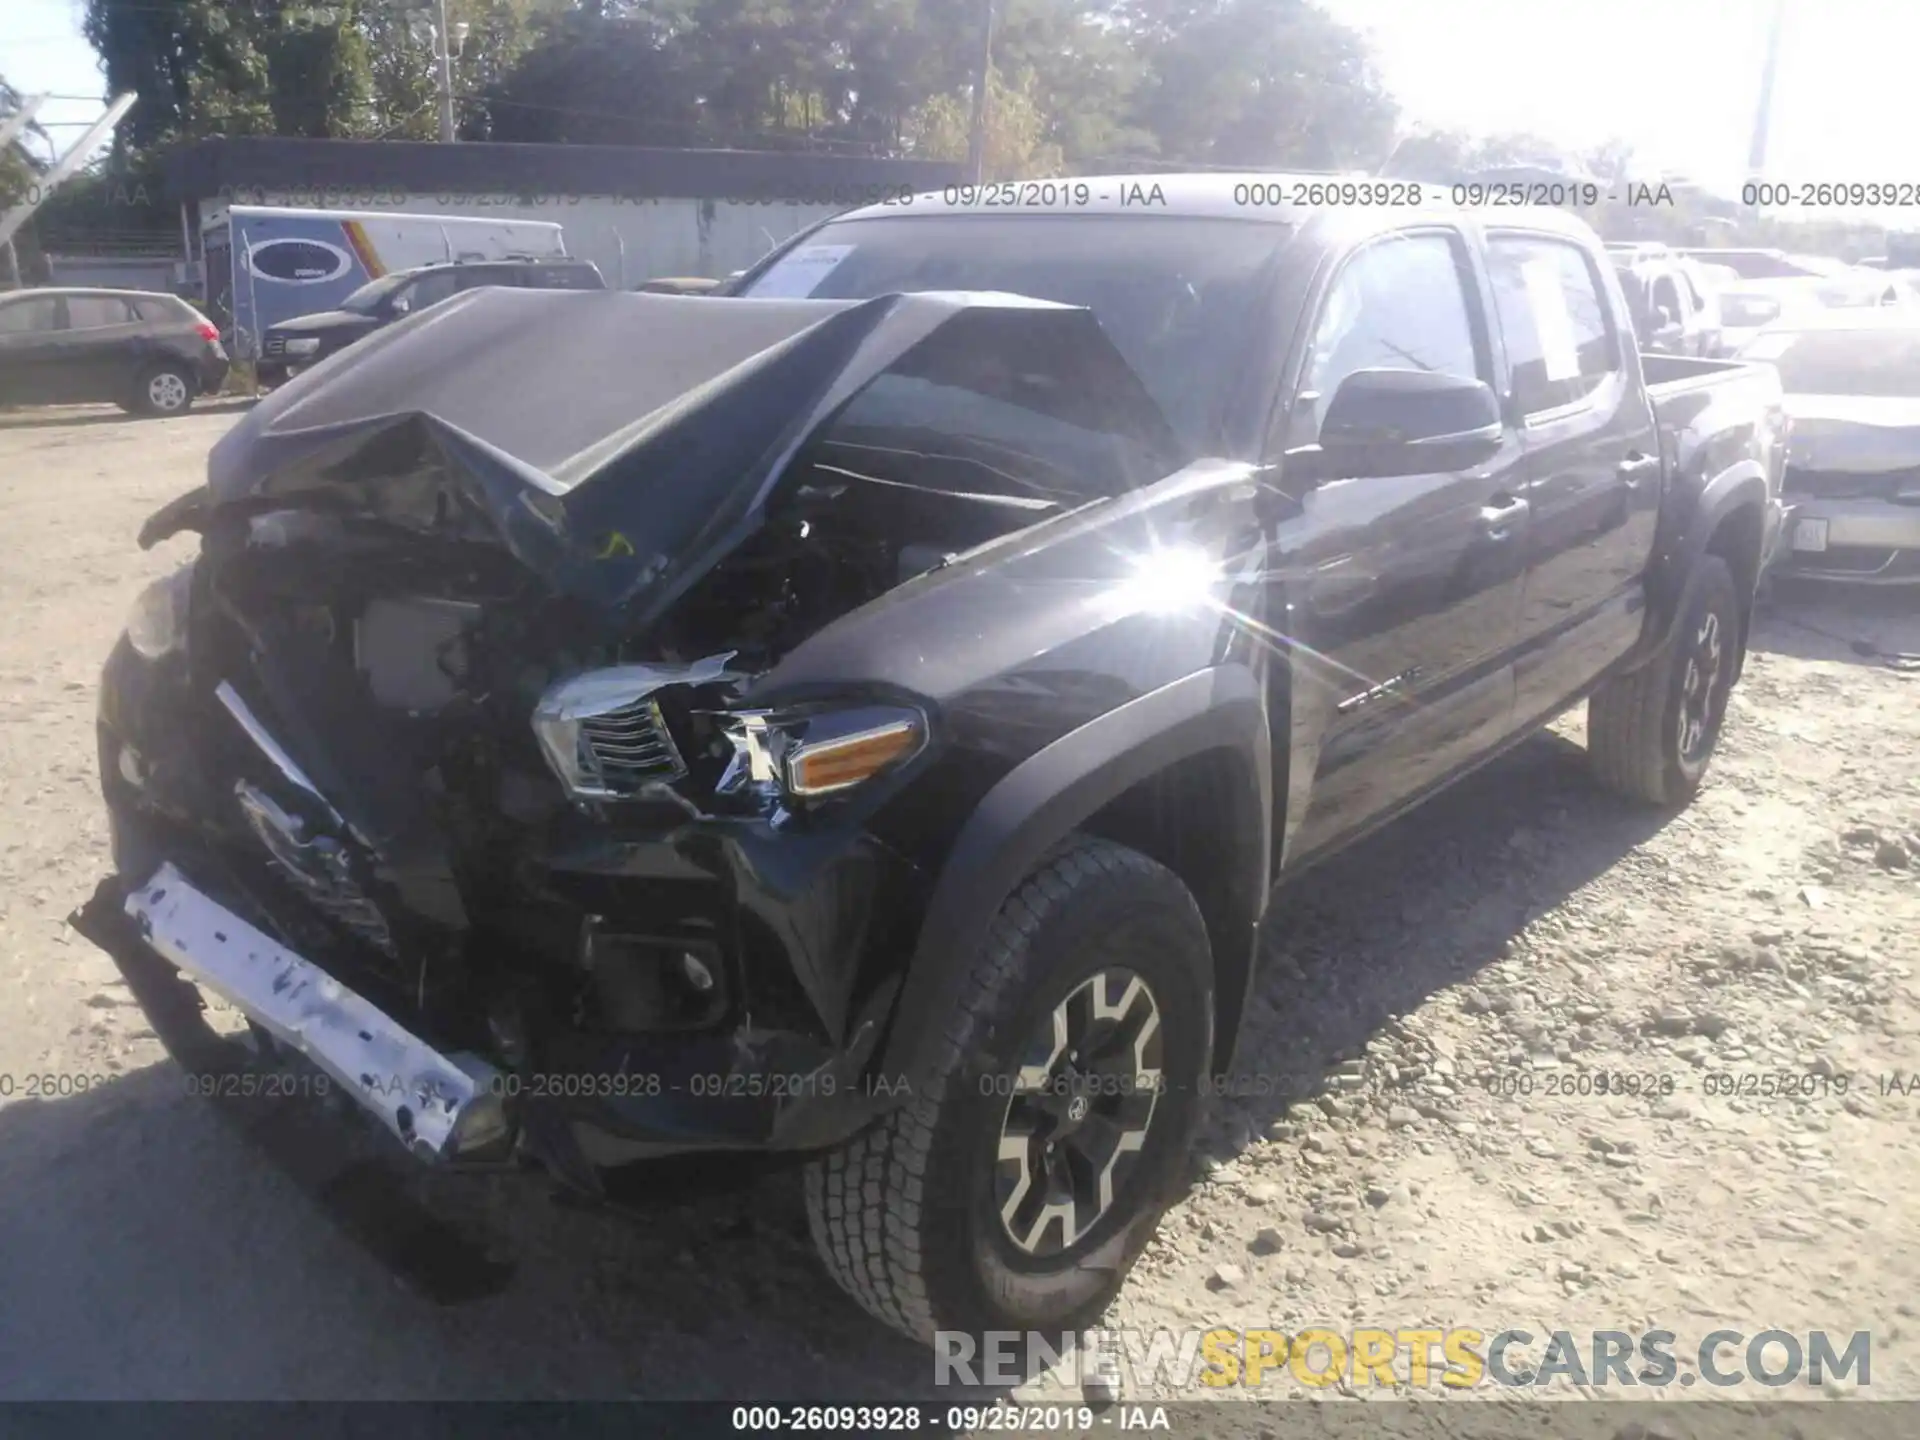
[804,835,1213,1344]
[123,362,197,417]
[1589,554,1741,807]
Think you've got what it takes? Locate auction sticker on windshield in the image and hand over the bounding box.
[748,243,854,298]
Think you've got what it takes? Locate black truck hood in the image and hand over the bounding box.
[201,287,1169,622]
[269,309,375,337]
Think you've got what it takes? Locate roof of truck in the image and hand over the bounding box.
[836,172,1602,237]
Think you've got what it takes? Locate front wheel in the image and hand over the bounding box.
[1589,554,1741,806]
[805,836,1213,1343]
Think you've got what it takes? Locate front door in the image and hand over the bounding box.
[1268,227,1531,863]
[0,295,67,405]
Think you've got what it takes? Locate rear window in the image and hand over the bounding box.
[1487,235,1619,415]
[132,295,193,324]
[738,214,1293,455]
[0,296,60,334]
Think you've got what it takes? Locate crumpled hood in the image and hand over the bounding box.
[202,286,1173,622]
[1783,393,1920,474]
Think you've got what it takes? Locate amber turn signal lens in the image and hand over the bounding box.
[785,719,922,797]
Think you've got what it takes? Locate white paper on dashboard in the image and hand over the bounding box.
[744,244,855,298]
[1521,259,1584,382]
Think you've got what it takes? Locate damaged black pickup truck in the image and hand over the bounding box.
[73,179,1786,1345]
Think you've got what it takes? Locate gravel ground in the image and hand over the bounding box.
[1,403,1915,1410]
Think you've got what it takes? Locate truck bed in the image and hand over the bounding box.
[1641,351,1769,396]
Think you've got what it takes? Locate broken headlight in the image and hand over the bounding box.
[125,563,195,662]
[532,653,738,802]
[721,704,927,801]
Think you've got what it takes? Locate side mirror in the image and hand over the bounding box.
[1294,368,1504,482]
[389,295,411,316]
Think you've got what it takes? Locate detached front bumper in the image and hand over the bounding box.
[119,862,509,1160]
[84,632,915,1184]
[1778,496,1920,584]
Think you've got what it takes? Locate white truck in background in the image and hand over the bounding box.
[202,205,569,360]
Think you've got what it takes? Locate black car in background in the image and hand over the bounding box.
[0,287,229,416]
[258,256,606,383]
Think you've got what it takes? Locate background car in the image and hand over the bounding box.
[0,288,228,416]
[1713,270,1911,355]
[1736,311,1920,585]
[258,255,606,382]
[1676,247,1851,280]
[1612,250,1721,356]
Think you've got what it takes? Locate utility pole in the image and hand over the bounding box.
[1747,0,1785,176]
[0,91,47,158]
[434,0,457,142]
[0,92,138,252]
[965,0,995,184]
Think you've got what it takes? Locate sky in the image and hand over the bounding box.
[4,0,1916,195]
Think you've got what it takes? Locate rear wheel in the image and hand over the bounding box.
[805,836,1212,1343]
[1589,554,1740,806]
[123,362,196,417]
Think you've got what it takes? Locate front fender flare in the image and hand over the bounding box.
[874,664,1271,1096]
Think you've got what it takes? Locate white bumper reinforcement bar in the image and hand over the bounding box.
[124,863,508,1161]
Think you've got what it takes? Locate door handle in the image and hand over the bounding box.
[1479,494,1529,539]
[1618,452,1661,488]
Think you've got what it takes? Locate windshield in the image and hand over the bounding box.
[1742,326,1920,397]
[339,274,409,315]
[738,215,1293,453]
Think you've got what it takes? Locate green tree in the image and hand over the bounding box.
[1118,0,1396,168]
[903,67,1063,178]
[83,0,276,150]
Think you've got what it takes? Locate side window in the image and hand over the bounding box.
[455,266,511,290]
[1487,236,1619,417]
[63,296,136,330]
[1287,231,1483,448]
[528,265,599,290]
[1649,275,1682,321]
[401,269,460,311]
[0,298,61,334]
[132,297,188,324]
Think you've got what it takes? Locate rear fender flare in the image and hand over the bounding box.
[1633,461,1770,670]
[874,664,1271,1096]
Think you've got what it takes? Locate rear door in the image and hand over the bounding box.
[1271,226,1532,860]
[57,294,145,401]
[1486,231,1661,726]
[0,295,66,404]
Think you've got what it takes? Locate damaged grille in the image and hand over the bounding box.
[577,697,688,794]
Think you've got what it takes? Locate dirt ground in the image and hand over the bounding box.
[1,402,1915,1411]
